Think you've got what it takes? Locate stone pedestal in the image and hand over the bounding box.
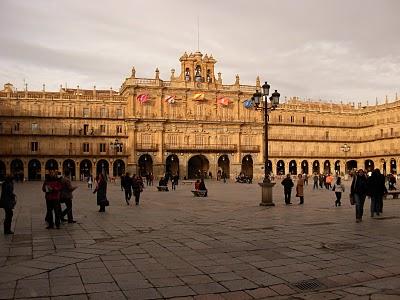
[259,182,276,206]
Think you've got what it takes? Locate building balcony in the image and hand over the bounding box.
[136,143,159,152]
[164,143,237,153]
[0,128,128,137]
[0,148,128,157]
[240,145,260,152]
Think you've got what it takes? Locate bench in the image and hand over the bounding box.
[182,180,196,185]
[192,190,207,197]
[384,191,400,199]
[157,186,169,192]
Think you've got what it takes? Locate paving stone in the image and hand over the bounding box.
[148,277,184,287]
[88,291,127,299]
[84,282,120,293]
[157,286,196,298]
[269,283,296,295]
[189,282,228,294]
[220,279,258,291]
[15,278,50,298]
[50,276,85,296]
[180,275,214,285]
[219,291,253,300]
[123,288,162,299]
[246,287,279,298]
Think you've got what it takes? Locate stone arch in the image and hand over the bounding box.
[96,159,109,176]
[365,159,374,172]
[218,155,230,178]
[0,160,5,181]
[312,160,320,174]
[301,160,309,174]
[113,159,125,177]
[276,160,285,175]
[28,159,41,181]
[45,159,58,172]
[334,160,341,174]
[346,160,357,173]
[63,159,76,179]
[241,155,253,177]
[138,154,153,177]
[289,160,297,175]
[188,154,209,179]
[324,160,331,174]
[80,159,92,178]
[11,159,24,180]
[166,154,179,177]
[390,158,397,174]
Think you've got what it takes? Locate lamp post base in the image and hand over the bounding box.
[259,182,276,206]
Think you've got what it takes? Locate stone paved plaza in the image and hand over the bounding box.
[1,179,400,299]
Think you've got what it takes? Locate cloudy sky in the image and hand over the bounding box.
[0,0,399,104]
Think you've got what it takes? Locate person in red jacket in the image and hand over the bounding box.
[42,171,63,229]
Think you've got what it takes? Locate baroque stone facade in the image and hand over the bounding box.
[0,51,399,181]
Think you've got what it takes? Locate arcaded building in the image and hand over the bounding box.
[0,51,399,181]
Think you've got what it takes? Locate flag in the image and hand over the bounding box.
[137,94,149,104]
[244,99,253,109]
[217,97,231,106]
[164,95,176,104]
[193,93,205,101]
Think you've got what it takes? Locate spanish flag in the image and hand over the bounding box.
[193,93,205,101]
[137,94,149,104]
[217,97,231,106]
[164,95,176,104]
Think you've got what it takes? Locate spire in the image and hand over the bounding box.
[155,67,160,80]
[131,66,136,78]
[256,76,260,88]
[235,74,240,85]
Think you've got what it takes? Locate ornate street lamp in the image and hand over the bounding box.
[251,81,280,206]
[340,143,351,175]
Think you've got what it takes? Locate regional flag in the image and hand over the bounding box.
[164,95,176,104]
[193,93,205,101]
[217,97,231,106]
[137,94,149,104]
[244,99,253,109]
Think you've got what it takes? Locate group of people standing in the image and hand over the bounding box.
[281,174,305,205]
[120,173,144,205]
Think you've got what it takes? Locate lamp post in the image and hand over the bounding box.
[110,138,123,176]
[251,82,280,206]
[340,143,351,175]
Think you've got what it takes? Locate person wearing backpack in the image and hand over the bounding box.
[42,171,63,229]
[0,175,16,234]
[332,177,345,207]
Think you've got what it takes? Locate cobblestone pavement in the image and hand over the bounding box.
[1,179,400,299]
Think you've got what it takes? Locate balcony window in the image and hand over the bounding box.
[116,125,123,134]
[31,141,38,152]
[99,143,106,153]
[291,116,294,123]
[14,123,20,131]
[117,109,123,117]
[83,143,90,153]
[100,108,106,117]
[83,108,89,118]
[32,123,39,131]
[100,125,106,133]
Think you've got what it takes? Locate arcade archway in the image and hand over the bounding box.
[365,159,374,172]
[63,159,76,179]
[241,155,253,177]
[324,160,331,174]
[113,159,125,177]
[80,159,92,178]
[96,159,109,176]
[276,160,285,175]
[312,160,320,174]
[218,155,230,178]
[301,160,309,174]
[138,154,153,177]
[289,160,297,175]
[334,160,341,174]
[390,158,397,174]
[45,159,58,172]
[11,159,24,181]
[166,154,179,177]
[188,155,209,179]
[0,160,5,181]
[28,159,41,181]
[346,160,357,173]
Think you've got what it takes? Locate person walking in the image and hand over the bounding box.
[332,176,345,207]
[121,172,133,205]
[350,169,368,223]
[42,171,63,229]
[313,173,319,190]
[281,174,294,205]
[93,173,108,212]
[222,171,227,183]
[171,175,176,190]
[199,178,208,197]
[87,175,93,189]
[303,173,308,186]
[132,175,144,205]
[60,171,77,223]
[0,175,16,234]
[296,174,305,204]
[367,169,387,217]
[319,174,324,189]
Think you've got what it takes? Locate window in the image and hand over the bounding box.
[31,141,38,152]
[116,109,122,117]
[116,144,123,153]
[142,134,152,145]
[99,143,106,153]
[303,116,306,123]
[14,123,20,131]
[100,108,106,117]
[381,129,384,137]
[83,124,89,135]
[168,134,179,145]
[100,125,106,133]
[325,131,329,139]
[195,135,203,145]
[290,116,294,123]
[116,125,122,134]
[391,128,394,136]
[278,115,282,122]
[220,135,229,145]
[32,123,39,131]
[196,104,204,117]
[83,108,89,117]
[83,143,90,153]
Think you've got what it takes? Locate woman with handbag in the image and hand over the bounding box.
[93,173,108,212]
[0,175,16,234]
[350,169,368,223]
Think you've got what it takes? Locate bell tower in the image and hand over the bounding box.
[178,51,216,83]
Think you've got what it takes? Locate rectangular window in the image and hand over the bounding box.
[325,131,329,139]
[278,115,282,122]
[116,125,122,134]
[117,108,122,117]
[32,123,39,131]
[99,143,106,153]
[83,108,89,117]
[83,143,90,153]
[14,123,20,131]
[381,129,384,137]
[303,116,306,123]
[391,128,394,136]
[0,123,3,133]
[31,141,38,152]
[290,116,294,123]
[100,125,106,133]
[83,124,89,135]
[100,108,106,118]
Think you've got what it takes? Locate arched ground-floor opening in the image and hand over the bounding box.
[63,159,76,179]
[188,155,209,179]
[312,160,320,174]
[113,159,125,177]
[241,155,253,177]
[301,160,309,174]
[276,160,285,175]
[0,160,6,181]
[28,159,41,181]
[365,159,374,172]
[96,159,109,176]
[138,154,153,177]
[390,158,397,174]
[346,160,357,173]
[166,154,179,178]
[334,160,341,174]
[218,155,230,178]
[80,159,92,178]
[45,159,58,172]
[11,159,24,181]
[324,160,331,174]
[289,160,297,175]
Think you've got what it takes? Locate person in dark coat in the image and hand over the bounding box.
[351,169,368,222]
[367,169,387,217]
[121,172,133,205]
[60,171,77,223]
[93,173,108,212]
[132,175,144,205]
[199,179,208,197]
[42,171,63,229]
[296,174,305,204]
[281,174,294,205]
[0,175,16,234]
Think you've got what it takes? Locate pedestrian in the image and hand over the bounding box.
[388,174,396,190]
[296,174,304,204]
[60,171,77,223]
[199,178,208,197]
[42,171,63,229]
[0,175,16,234]
[222,171,227,183]
[303,173,308,185]
[367,169,387,217]
[171,176,176,190]
[120,174,125,191]
[132,175,144,205]
[332,176,345,207]
[319,174,324,188]
[87,175,93,189]
[281,174,294,205]
[313,173,319,189]
[121,172,132,205]
[93,173,108,212]
[350,169,368,223]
